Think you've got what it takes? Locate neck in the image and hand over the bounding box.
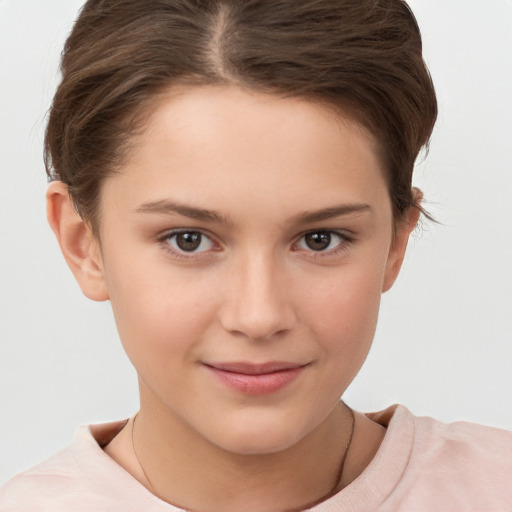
[132,387,355,512]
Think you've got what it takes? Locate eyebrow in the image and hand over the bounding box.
[135,199,371,225]
[293,203,372,224]
[135,200,232,224]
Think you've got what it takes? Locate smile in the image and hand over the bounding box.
[203,362,308,395]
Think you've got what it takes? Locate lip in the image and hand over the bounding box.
[203,361,308,395]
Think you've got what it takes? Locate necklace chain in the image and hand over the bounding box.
[298,403,355,509]
[131,413,160,497]
[131,403,355,508]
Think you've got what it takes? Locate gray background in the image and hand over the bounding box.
[1,0,511,484]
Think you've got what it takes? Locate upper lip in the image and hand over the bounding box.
[204,361,308,375]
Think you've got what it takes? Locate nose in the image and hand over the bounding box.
[219,251,297,341]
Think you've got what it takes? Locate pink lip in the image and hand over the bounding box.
[204,362,307,395]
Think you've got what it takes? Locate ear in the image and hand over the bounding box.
[46,181,109,301]
[382,193,422,293]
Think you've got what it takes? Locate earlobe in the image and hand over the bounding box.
[46,181,109,301]
[382,205,421,293]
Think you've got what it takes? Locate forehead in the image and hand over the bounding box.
[102,85,391,222]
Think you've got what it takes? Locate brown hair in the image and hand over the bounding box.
[45,0,437,231]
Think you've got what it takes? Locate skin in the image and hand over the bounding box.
[47,86,419,511]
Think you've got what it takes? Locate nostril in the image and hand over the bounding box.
[218,258,297,340]
[219,302,296,342]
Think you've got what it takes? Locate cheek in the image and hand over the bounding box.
[298,262,385,376]
[305,263,383,332]
[106,262,219,373]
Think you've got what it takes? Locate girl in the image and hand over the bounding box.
[1,0,511,510]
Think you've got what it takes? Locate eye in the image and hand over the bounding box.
[165,230,215,253]
[296,230,348,252]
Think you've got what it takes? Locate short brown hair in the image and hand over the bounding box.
[45,0,437,230]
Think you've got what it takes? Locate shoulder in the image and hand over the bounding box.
[0,429,90,511]
[409,409,512,474]
[0,420,157,512]
[370,404,512,466]
[376,405,512,511]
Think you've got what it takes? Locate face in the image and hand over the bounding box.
[89,86,412,454]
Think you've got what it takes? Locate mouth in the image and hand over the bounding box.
[203,361,309,395]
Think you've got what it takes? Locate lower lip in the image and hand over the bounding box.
[205,366,304,395]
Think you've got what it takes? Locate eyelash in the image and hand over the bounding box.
[158,229,219,260]
[157,229,353,259]
[293,230,353,257]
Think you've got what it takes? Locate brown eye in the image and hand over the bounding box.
[304,231,332,251]
[176,232,202,251]
[295,230,349,254]
[166,231,214,253]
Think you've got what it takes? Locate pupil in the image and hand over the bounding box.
[305,232,331,251]
[176,232,201,251]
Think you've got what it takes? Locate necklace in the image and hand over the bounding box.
[330,404,355,490]
[131,403,355,508]
[290,403,355,511]
[131,413,160,498]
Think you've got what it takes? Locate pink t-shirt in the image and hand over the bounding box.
[1,405,511,511]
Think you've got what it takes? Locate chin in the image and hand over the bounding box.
[218,430,304,456]
[202,412,315,456]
